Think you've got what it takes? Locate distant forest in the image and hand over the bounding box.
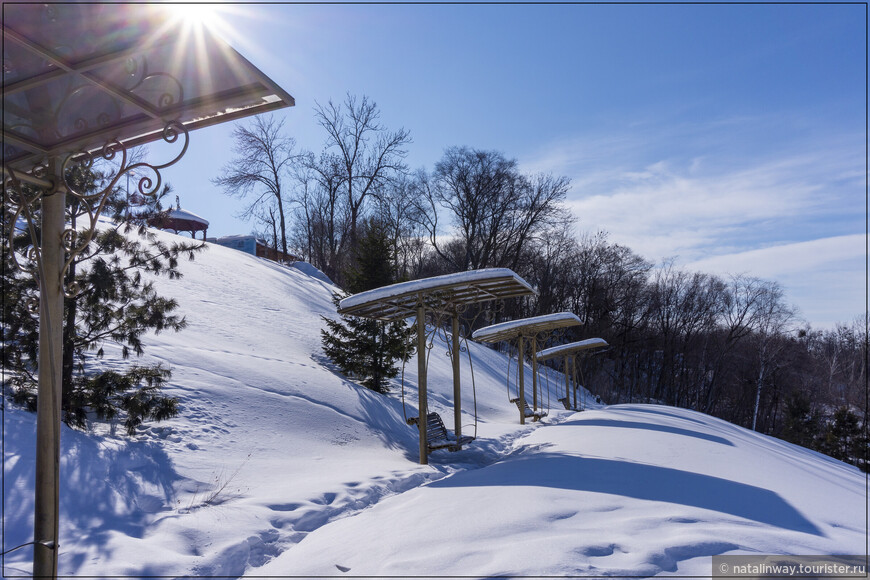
[214,94,867,471]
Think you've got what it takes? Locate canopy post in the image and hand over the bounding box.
[531,335,539,412]
[571,355,579,411]
[518,336,526,425]
[452,312,462,446]
[416,299,428,465]
[564,354,571,410]
[573,355,579,410]
[33,163,65,580]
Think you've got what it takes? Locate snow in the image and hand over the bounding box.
[537,337,609,360]
[260,405,863,577]
[472,311,584,342]
[289,260,334,286]
[212,234,253,241]
[3,227,865,578]
[338,267,535,311]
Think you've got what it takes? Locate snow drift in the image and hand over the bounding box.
[3,228,865,578]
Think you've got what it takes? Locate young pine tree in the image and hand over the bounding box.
[822,407,865,469]
[320,219,414,394]
[3,164,204,435]
[780,391,822,450]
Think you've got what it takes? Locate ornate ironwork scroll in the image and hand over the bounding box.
[4,120,190,302]
[4,162,52,313]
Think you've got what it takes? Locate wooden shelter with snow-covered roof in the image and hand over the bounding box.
[472,312,582,424]
[150,207,209,240]
[537,338,608,411]
[339,268,536,465]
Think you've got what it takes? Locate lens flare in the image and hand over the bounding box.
[167,2,221,33]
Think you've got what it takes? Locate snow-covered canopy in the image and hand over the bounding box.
[338,268,536,321]
[536,337,609,361]
[472,312,582,343]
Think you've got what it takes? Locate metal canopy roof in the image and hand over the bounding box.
[536,338,609,361]
[472,312,583,343]
[2,3,294,173]
[338,268,537,322]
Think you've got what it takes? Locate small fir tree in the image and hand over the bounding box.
[823,406,864,467]
[3,164,203,434]
[780,392,821,450]
[320,219,414,393]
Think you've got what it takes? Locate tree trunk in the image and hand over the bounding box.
[275,190,288,261]
[752,360,765,431]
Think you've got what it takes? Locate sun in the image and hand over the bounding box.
[157,3,256,59]
[167,2,221,33]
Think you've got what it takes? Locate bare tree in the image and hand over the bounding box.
[702,274,767,414]
[421,146,571,272]
[250,202,279,253]
[294,151,351,282]
[750,280,797,430]
[646,261,723,406]
[212,115,297,259]
[313,94,411,252]
[498,172,572,270]
[426,147,516,270]
[372,174,429,281]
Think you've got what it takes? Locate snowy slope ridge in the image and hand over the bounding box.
[3,228,865,578]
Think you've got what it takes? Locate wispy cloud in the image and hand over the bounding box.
[520,117,864,328]
[689,235,866,329]
[688,234,866,328]
[686,234,865,278]
[523,117,862,252]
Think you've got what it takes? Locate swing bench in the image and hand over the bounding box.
[407,412,474,452]
[338,268,537,465]
[510,398,547,421]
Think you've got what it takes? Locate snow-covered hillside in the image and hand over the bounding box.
[3,228,865,578]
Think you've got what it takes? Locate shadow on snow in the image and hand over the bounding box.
[3,415,181,574]
[562,417,735,447]
[428,452,823,536]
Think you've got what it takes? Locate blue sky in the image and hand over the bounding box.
[153,3,866,329]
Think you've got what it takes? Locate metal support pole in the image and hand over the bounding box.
[451,313,462,446]
[33,174,66,579]
[517,336,525,425]
[416,301,428,465]
[564,355,571,410]
[531,336,538,411]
